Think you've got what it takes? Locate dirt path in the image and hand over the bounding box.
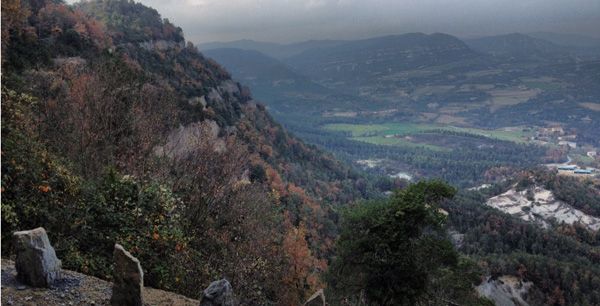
[1,259,198,306]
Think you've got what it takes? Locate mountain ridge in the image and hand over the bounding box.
[199,38,345,59]
[465,32,570,60]
[283,32,479,84]
[1,0,376,304]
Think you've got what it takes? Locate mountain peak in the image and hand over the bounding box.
[76,0,185,43]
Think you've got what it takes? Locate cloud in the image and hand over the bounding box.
[67,0,600,43]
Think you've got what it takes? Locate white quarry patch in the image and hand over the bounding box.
[356,159,384,168]
[486,185,600,231]
[468,183,492,191]
[477,275,532,306]
[390,171,413,181]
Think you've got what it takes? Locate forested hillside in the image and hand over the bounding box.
[444,170,600,305]
[1,0,378,304]
[3,1,600,306]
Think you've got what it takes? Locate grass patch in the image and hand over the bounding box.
[572,154,595,165]
[324,123,398,136]
[324,123,532,143]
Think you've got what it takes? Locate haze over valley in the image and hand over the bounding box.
[201,31,600,187]
[2,1,600,305]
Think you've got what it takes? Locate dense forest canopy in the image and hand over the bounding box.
[1,0,378,304]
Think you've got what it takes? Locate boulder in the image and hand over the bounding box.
[199,279,235,306]
[110,244,144,306]
[304,289,326,306]
[13,227,62,287]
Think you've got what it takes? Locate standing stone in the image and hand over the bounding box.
[111,244,143,306]
[200,279,235,306]
[13,227,62,287]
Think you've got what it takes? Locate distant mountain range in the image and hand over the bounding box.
[528,32,600,51]
[202,47,365,117]
[199,39,345,59]
[204,33,485,96]
[199,31,600,145]
[203,48,315,88]
[200,32,599,63]
[201,32,599,95]
[202,47,330,105]
[465,33,572,60]
[284,33,479,82]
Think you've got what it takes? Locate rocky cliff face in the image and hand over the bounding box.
[477,275,532,306]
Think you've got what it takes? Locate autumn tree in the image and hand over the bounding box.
[163,122,291,304]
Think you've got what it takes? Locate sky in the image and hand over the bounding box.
[71,0,600,44]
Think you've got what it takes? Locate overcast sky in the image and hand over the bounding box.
[72,0,600,43]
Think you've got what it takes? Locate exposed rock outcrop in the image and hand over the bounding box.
[477,275,532,306]
[139,40,186,51]
[111,244,144,306]
[303,289,326,306]
[189,96,207,107]
[199,279,235,306]
[13,227,62,288]
[154,120,225,158]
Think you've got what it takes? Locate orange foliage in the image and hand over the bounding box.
[260,144,273,158]
[266,166,286,196]
[38,185,51,193]
[35,3,111,48]
[287,184,305,197]
[281,218,324,303]
[1,0,30,53]
[121,53,142,71]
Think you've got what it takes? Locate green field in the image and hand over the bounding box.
[523,81,562,91]
[572,154,595,166]
[324,123,532,144]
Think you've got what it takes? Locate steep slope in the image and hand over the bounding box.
[1,0,374,304]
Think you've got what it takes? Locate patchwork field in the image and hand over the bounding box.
[520,76,564,91]
[487,87,541,112]
[579,102,600,111]
[324,122,533,144]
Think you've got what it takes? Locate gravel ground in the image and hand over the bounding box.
[1,259,198,306]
